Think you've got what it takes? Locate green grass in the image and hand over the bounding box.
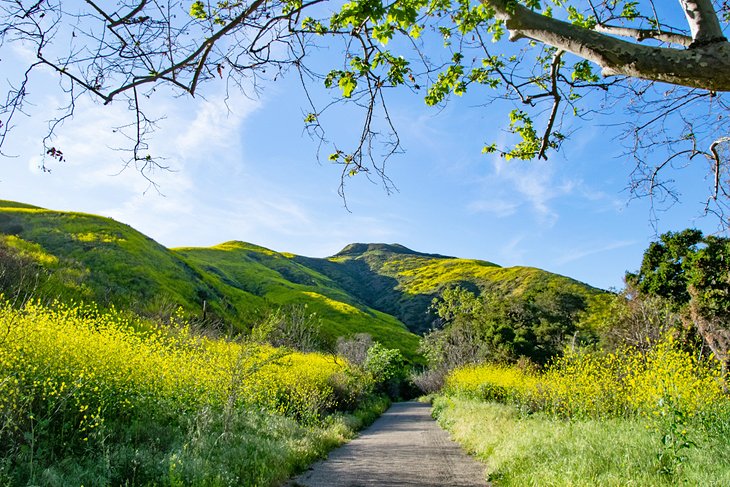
[0,200,600,361]
[175,243,421,359]
[301,242,602,335]
[432,396,730,486]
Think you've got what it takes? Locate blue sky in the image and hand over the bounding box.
[0,24,721,291]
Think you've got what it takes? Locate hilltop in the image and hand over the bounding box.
[0,200,601,357]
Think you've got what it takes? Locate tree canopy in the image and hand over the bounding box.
[1,1,729,218]
[627,229,730,367]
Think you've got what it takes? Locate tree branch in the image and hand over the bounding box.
[678,0,727,46]
[594,24,692,47]
[538,50,563,160]
[481,0,730,91]
[710,137,730,199]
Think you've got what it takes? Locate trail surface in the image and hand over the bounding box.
[290,401,487,487]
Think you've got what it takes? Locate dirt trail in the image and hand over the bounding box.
[289,401,487,486]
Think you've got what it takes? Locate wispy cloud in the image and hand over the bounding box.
[554,240,637,266]
[468,199,519,217]
[475,157,578,226]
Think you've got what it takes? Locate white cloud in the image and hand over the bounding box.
[483,157,578,226]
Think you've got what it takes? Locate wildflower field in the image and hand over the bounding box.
[0,300,384,486]
[434,338,730,485]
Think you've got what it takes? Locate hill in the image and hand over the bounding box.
[295,242,600,334]
[0,201,419,357]
[0,200,602,358]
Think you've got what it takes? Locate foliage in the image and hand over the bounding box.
[439,333,729,483]
[443,335,725,420]
[3,4,729,223]
[626,229,704,308]
[432,396,730,486]
[424,285,587,367]
[306,242,599,337]
[364,343,406,384]
[0,203,421,359]
[336,332,375,366]
[577,287,685,353]
[627,229,730,366]
[0,299,382,485]
[252,304,323,352]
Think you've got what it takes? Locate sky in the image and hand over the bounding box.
[0,8,724,291]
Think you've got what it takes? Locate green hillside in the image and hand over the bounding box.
[0,200,601,359]
[0,201,419,357]
[174,242,420,355]
[295,243,601,334]
[0,201,251,322]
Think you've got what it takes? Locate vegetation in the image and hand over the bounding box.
[0,299,393,485]
[432,397,730,486]
[0,201,600,360]
[425,230,730,485]
[301,242,599,335]
[3,200,727,485]
[627,229,730,371]
[0,202,420,359]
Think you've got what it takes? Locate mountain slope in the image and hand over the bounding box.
[0,201,419,357]
[174,242,419,354]
[295,243,601,334]
[0,200,602,359]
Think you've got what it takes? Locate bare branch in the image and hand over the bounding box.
[538,50,563,160]
[710,137,730,199]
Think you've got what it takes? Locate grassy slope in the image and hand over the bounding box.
[174,242,420,358]
[0,202,418,357]
[0,201,599,359]
[297,243,602,334]
[0,202,265,328]
[432,397,730,486]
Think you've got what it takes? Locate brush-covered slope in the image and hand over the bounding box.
[174,242,419,355]
[0,200,600,358]
[0,200,262,324]
[0,201,419,357]
[296,243,601,334]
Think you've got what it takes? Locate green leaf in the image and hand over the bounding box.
[339,74,357,98]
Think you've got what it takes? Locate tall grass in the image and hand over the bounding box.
[438,337,730,484]
[432,397,730,486]
[0,299,382,485]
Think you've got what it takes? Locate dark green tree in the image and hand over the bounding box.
[424,285,585,367]
[628,229,730,371]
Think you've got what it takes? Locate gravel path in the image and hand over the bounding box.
[289,401,487,487]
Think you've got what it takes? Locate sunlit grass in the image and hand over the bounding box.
[438,336,730,485]
[433,397,730,486]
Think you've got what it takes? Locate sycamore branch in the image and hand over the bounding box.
[481,0,730,91]
[594,24,692,47]
[679,0,727,46]
[710,137,730,199]
[538,50,563,160]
